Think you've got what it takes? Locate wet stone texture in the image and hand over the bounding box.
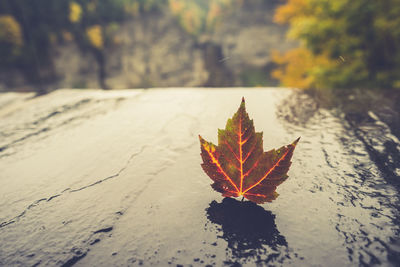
[0,88,399,266]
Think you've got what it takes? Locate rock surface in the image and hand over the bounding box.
[211,0,296,78]
[0,88,399,266]
[103,11,208,89]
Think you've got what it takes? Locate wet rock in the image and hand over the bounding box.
[0,88,399,266]
[206,198,288,263]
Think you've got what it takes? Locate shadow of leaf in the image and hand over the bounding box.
[206,198,288,263]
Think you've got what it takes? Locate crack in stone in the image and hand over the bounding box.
[60,220,120,266]
[70,146,147,193]
[93,227,113,234]
[0,127,51,153]
[0,97,133,158]
[59,198,132,266]
[71,151,183,264]
[0,146,147,229]
[61,252,87,267]
[0,98,93,152]
[69,164,173,265]
[32,99,91,125]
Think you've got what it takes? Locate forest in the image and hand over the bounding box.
[0,0,399,91]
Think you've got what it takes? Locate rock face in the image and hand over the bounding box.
[0,69,33,92]
[0,88,399,266]
[104,10,208,89]
[52,43,101,89]
[211,0,296,82]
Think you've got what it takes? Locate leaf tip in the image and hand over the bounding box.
[240,97,246,110]
[293,137,301,145]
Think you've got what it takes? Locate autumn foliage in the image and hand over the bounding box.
[199,98,299,204]
[273,0,400,89]
[0,15,23,63]
[168,0,240,36]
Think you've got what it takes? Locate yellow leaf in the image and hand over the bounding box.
[0,15,23,47]
[86,25,103,49]
[69,2,82,23]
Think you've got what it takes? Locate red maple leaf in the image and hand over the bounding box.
[199,97,299,204]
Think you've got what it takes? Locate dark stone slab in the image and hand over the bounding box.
[0,88,399,266]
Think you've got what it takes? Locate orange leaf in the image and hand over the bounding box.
[199,98,299,204]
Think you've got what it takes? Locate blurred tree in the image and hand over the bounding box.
[0,15,23,64]
[168,0,240,36]
[272,0,400,89]
[271,48,335,89]
[0,0,71,93]
[0,0,244,91]
[0,0,164,91]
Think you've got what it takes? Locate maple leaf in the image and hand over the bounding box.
[199,97,300,204]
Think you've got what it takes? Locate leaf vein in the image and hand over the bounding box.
[243,148,291,194]
[204,145,240,193]
[224,141,240,162]
[243,140,257,163]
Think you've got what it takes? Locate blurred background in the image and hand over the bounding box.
[0,0,399,94]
